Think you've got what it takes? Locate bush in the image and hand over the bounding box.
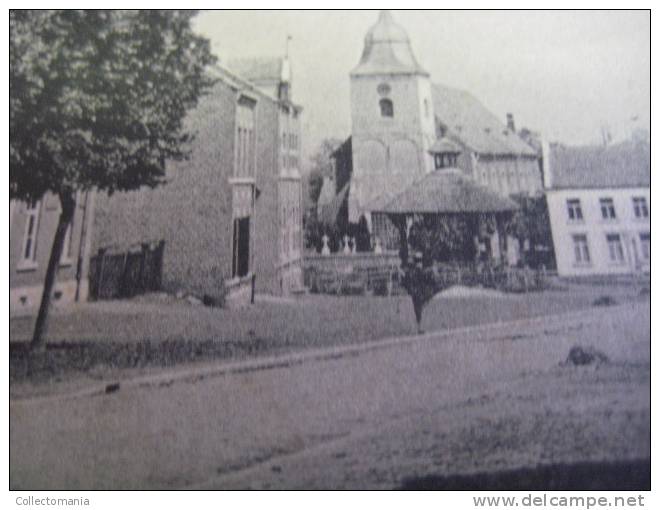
[593,295,617,307]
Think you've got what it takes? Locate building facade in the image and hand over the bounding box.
[347,10,435,242]
[432,85,541,197]
[93,60,303,305]
[544,140,650,277]
[9,192,96,314]
[331,11,541,254]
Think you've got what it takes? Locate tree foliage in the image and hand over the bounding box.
[305,138,342,209]
[10,10,216,201]
[303,138,343,249]
[406,214,492,265]
[10,10,215,350]
[507,193,554,267]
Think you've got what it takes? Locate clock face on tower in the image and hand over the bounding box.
[377,83,391,96]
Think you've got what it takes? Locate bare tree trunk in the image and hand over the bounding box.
[30,192,76,351]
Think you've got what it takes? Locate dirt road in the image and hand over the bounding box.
[10,301,649,489]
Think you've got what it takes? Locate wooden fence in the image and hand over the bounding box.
[89,241,165,300]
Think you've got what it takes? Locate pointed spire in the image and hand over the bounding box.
[378,10,393,23]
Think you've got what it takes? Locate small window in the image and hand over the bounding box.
[572,234,590,264]
[379,98,393,118]
[600,198,617,220]
[424,98,429,118]
[566,199,583,221]
[640,232,650,259]
[632,197,649,218]
[21,200,41,264]
[606,233,625,263]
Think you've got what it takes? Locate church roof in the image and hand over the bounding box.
[351,11,429,77]
[432,83,537,157]
[548,140,650,190]
[373,168,519,215]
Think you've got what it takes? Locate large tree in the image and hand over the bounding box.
[10,10,215,349]
[303,138,342,250]
[507,193,555,268]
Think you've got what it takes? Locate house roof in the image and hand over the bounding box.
[431,83,537,157]
[373,168,519,215]
[351,11,428,77]
[212,62,301,112]
[226,57,286,84]
[548,140,650,190]
[429,137,462,154]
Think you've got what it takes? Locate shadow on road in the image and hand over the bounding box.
[399,459,650,490]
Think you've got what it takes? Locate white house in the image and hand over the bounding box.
[544,140,650,277]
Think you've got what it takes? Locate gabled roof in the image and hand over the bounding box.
[432,83,537,157]
[373,168,519,215]
[226,57,285,84]
[212,62,302,112]
[548,140,650,190]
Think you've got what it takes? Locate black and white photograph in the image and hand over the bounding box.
[7,6,652,499]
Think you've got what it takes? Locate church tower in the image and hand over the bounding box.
[348,11,436,234]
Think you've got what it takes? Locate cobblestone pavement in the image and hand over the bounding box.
[10,301,649,490]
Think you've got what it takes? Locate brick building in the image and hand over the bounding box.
[92,59,303,305]
[9,192,96,314]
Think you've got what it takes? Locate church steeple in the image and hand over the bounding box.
[351,10,428,77]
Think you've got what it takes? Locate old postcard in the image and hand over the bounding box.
[8,9,651,498]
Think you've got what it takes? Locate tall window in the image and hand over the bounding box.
[632,197,649,218]
[60,223,74,263]
[21,200,41,264]
[379,98,393,118]
[566,199,583,221]
[572,234,590,264]
[639,232,650,260]
[423,98,429,118]
[599,198,616,220]
[236,97,256,178]
[606,233,625,263]
[232,217,250,278]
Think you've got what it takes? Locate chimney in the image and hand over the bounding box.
[506,113,516,133]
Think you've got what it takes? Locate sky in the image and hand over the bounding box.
[194,10,650,166]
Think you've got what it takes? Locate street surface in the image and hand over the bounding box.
[10,301,650,489]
